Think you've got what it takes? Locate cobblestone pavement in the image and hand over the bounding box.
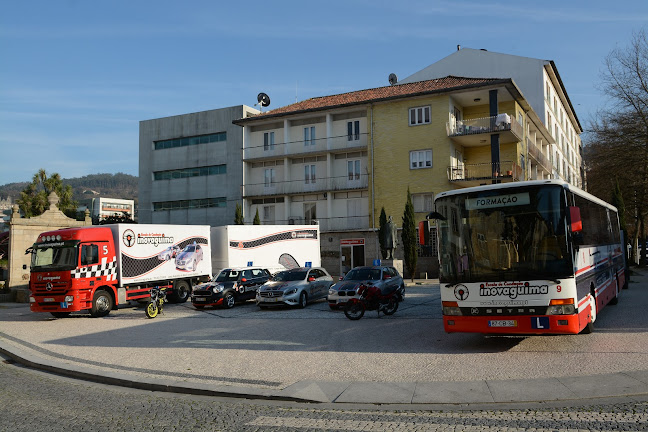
[2,359,648,432]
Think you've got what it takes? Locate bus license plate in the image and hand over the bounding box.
[489,320,517,327]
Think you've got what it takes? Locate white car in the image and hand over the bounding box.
[158,245,180,261]
[175,243,203,271]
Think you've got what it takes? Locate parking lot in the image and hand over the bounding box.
[3,274,648,392]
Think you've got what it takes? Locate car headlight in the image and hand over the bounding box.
[329,289,336,295]
[212,285,224,293]
[285,288,298,295]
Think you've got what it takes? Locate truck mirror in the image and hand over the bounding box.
[569,206,582,233]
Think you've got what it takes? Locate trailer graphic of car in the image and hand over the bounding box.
[158,245,180,261]
[175,243,203,271]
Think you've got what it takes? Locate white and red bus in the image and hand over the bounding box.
[430,180,625,335]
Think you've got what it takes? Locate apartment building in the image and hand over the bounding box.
[400,47,584,187]
[139,105,259,226]
[90,197,135,222]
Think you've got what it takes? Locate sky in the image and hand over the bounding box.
[1,0,647,187]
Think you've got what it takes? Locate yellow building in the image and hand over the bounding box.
[235,76,554,277]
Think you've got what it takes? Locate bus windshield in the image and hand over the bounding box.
[436,184,571,284]
[31,241,79,272]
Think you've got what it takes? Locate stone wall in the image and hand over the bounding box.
[8,193,91,298]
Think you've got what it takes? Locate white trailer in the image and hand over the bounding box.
[210,225,321,273]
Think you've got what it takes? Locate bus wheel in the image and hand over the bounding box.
[581,292,596,334]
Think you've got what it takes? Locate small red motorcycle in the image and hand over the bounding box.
[343,284,404,320]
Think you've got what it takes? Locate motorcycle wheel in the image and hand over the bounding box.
[344,300,365,320]
[383,298,399,315]
[145,301,159,319]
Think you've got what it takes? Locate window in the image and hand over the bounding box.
[410,150,432,169]
[264,168,275,187]
[304,203,316,223]
[348,160,361,181]
[304,164,316,184]
[546,82,551,101]
[80,244,99,266]
[409,106,431,125]
[304,126,316,146]
[347,121,360,141]
[263,205,275,224]
[153,198,226,211]
[264,132,275,151]
[154,132,226,150]
[412,193,434,213]
[153,165,226,180]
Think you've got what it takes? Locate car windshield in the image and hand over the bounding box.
[31,241,79,272]
[183,245,196,253]
[272,270,307,281]
[344,268,381,281]
[214,270,239,282]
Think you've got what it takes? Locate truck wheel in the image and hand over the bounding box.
[170,280,191,303]
[51,312,71,318]
[90,289,113,318]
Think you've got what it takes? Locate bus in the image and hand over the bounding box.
[428,180,626,335]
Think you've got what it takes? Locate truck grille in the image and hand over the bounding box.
[31,281,68,295]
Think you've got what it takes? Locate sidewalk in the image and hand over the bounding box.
[1,268,648,409]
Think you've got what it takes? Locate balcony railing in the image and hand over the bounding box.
[244,173,368,197]
[526,138,552,173]
[447,161,522,183]
[244,133,368,161]
[446,113,523,139]
[267,215,369,232]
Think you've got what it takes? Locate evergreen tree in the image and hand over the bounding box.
[17,169,78,218]
[401,187,417,281]
[378,207,388,259]
[234,203,244,225]
[253,209,261,225]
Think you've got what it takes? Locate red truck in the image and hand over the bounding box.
[27,224,212,318]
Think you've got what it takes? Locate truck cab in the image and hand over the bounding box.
[29,227,118,318]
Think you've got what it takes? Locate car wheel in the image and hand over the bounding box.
[224,292,236,309]
[298,291,308,308]
[90,289,113,318]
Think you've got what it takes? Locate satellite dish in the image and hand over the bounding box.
[388,73,398,86]
[256,92,271,107]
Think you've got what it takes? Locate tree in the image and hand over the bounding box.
[378,207,388,259]
[585,29,648,265]
[401,187,417,281]
[253,209,261,225]
[234,202,244,225]
[17,169,78,218]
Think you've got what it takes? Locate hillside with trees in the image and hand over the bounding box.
[0,173,138,204]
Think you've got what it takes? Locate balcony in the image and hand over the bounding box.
[244,173,368,198]
[526,138,552,174]
[446,113,523,147]
[447,161,522,188]
[244,133,368,161]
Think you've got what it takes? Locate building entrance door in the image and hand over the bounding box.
[340,238,365,276]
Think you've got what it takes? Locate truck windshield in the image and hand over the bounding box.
[436,184,572,284]
[31,241,79,272]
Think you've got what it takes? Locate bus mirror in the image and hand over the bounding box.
[569,206,583,233]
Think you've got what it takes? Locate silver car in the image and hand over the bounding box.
[327,266,405,310]
[175,242,203,271]
[256,267,333,308]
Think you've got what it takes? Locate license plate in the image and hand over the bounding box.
[488,320,517,327]
[194,297,206,302]
[44,298,55,302]
[266,297,278,302]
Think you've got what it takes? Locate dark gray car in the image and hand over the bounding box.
[327,266,404,309]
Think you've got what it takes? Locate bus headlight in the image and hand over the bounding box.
[547,299,575,315]
[442,301,462,316]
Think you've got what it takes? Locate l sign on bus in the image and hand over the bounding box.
[466,193,530,210]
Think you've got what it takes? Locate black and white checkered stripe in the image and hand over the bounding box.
[71,256,117,280]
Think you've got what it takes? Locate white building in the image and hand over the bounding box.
[400,47,584,187]
[90,197,135,221]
